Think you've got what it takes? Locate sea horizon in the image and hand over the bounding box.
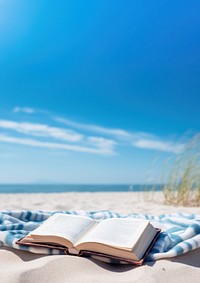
[0,184,164,193]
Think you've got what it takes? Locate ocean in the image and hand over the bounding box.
[0,184,163,193]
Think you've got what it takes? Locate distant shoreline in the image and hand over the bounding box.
[0,184,164,194]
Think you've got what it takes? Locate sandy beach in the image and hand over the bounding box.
[0,192,200,283]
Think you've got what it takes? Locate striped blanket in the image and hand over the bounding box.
[0,210,200,261]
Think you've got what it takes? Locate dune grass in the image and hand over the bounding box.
[163,134,200,206]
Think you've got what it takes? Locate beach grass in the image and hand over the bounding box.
[143,133,200,206]
[163,134,200,206]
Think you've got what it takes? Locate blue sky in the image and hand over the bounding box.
[0,1,200,184]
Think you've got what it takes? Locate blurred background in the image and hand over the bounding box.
[0,1,200,187]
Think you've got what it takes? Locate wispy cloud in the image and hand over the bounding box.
[0,134,115,155]
[13,107,35,114]
[0,120,83,142]
[132,139,185,154]
[3,107,185,155]
[54,117,130,138]
[54,116,184,154]
[0,118,116,155]
[87,136,117,149]
[58,117,190,155]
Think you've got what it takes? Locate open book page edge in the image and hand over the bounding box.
[16,229,161,265]
[16,238,68,252]
[20,234,74,248]
[79,228,161,265]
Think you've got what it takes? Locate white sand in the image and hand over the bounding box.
[0,192,200,283]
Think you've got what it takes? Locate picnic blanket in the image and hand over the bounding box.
[0,210,200,261]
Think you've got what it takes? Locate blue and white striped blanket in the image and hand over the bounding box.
[0,210,200,261]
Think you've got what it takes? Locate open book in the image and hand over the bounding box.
[17,213,160,264]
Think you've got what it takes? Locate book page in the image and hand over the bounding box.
[76,218,149,249]
[30,213,95,245]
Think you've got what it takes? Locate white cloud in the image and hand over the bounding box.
[54,117,184,154]
[87,136,117,149]
[3,110,185,155]
[0,134,115,155]
[13,107,35,114]
[0,119,117,155]
[133,139,184,154]
[54,117,130,138]
[0,120,83,142]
